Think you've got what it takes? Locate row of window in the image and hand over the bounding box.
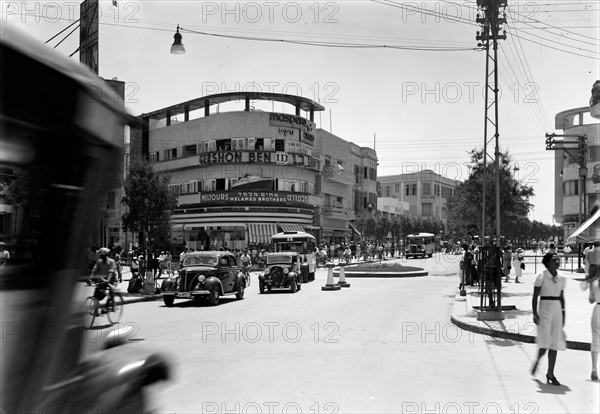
[353,164,377,181]
[169,178,315,195]
[150,138,315,163]
[381,183,454,199]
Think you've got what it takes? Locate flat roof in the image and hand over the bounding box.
[141,92,325,119]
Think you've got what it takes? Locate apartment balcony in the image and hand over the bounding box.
[323,169,356,186]
[322,205,356,221]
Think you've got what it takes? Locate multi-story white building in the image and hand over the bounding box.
[558,82,600,242]
[377,170,461,228]
[133,92,377,250]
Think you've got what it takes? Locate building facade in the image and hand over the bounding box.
[555,85,600,241]
[135,92,377,250]
[377,170,461,228]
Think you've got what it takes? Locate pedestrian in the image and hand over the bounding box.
[513,247,524,283]
[503,246,512,283]
[0,241,10,265]
[460,244,472,288]
[471,244,480,286]
[546,243,557,254]
[531,252,567,385]
[130,254,139,279]
[586,240,600,280]
[581,269,600,381]
[563,244,572,266]
[164,251,172,276]
[179,247,188,264]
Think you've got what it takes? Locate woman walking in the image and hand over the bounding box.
[584,271,600,381]
[531,252,566,385]
[513,248,524,283]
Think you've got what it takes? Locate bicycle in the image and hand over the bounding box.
[240,265,251,287]
[84,282,124,328]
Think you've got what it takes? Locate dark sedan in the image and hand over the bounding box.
[161,251,246,306]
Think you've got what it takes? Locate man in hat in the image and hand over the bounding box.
[89,247,119,308]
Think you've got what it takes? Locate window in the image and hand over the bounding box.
[183,144,197,157]
[564,180,579,196]
[406,184,410,196]
[423,182,431,196]
[411,184,417,196]
[434,184,440,197]
[170,148,178,159]
[385,186,390,197]
[364,166,368,179]
[422,203,432,217]
[442,186,453,199]
[395,183,400,193]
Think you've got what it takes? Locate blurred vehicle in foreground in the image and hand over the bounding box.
[0,26,170,413]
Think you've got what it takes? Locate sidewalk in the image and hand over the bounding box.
[451,266,594,351]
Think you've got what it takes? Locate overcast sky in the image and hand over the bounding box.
[3,1,599,225]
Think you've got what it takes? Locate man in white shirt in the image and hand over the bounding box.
[586,240,600,279]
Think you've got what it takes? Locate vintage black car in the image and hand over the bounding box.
[258,252,302,294]
[161,251,246,306]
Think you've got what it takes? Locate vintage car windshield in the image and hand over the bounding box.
[183,255,218,267]
[267,254,294,265]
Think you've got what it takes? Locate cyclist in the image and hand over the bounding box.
[239,249,252,285]
[89,247,119,311]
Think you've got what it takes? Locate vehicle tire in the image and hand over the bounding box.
[107,292,124,324]
[428,253,433,258]
[267,285,272,292]
[290,277,297,293]
[309,271,315,281]
[236,281,245,300]
[207,288,220,306]
[84,296,96,328]
[259,279,265,294]
[163,295,175,307]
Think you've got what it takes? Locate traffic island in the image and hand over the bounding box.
[333,262,427,278]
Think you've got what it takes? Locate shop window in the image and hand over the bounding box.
[255,138,264,150]
[183,144,197,157]
[216,178,226,191]
[216,139,231,151]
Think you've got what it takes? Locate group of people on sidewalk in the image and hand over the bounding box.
[530,247,600,385]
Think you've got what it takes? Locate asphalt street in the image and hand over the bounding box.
[81,253,599,413]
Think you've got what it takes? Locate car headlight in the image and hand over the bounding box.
[198,275,206,283]
[283,268,289,274]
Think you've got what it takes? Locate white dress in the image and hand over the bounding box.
[534,270,567,351]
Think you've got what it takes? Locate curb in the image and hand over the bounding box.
[451,294,591,351]
[122,294,164,304]
[333,269,428,278]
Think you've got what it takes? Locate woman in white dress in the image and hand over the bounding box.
[512,248,524,283]
[585,273,600,381]
[531,252,566,385]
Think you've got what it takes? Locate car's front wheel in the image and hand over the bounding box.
[236,280,245,300]
[290,277,297,293]
[259,279,265,294]
[207,288,219,306]
[163,295,175,307]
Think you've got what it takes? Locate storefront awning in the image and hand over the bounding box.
[247,223,278,245]
[279,224,304,233]
[567,208,600,243]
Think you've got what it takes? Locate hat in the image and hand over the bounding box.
[99,247,110,255]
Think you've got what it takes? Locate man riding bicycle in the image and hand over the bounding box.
[240,249,252,285]
[89,247,119,312]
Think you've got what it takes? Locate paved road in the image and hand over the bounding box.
[85,254,599,413]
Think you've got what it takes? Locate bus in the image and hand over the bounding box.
[271,231,317,279]
[405,232,436,258]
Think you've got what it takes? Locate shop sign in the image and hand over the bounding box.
[269,113,315,145]
[199,151,307,166]
[200,191,309,206]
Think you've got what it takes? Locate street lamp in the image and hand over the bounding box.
[170,25,186,54]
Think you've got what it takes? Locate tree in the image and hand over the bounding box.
[447,149,534,240]
[121,159,178,253]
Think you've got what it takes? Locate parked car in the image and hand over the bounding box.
[161,251,246,306]
[258,252,302,294]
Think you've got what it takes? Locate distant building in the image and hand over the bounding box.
[377,170,461,228]
[377,197,409,217]
[557,81,600,243]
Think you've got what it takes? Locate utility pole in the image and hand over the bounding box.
[545,133,588,269]
[475,0,508,321]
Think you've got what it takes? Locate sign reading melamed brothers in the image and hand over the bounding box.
[199,151,307,165]
[201,191,309,206]
[269,113,315,145]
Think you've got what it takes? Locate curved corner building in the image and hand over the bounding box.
[134,92,377,251]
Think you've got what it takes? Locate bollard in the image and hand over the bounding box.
[337,263,350,288]
[322,262,341,291]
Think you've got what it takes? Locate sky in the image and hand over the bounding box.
[2,0,599,225]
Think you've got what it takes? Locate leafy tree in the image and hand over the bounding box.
[121,159,178,253]
[447,149,534,240]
